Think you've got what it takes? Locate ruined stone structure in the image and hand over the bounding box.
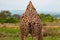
[20,1,43,40]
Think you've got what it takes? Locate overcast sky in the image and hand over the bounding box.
[0,0,60,13]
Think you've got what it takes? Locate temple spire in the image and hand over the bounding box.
[26,1,36,12]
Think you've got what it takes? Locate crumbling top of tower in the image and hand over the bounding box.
[26,1,36,13]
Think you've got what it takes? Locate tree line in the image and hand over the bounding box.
[0,11,57,23]
[0,11,20,23]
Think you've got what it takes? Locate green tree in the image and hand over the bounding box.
[5,17,20,23]
[45,14,54,22]
[39,14,54,22]
[13,14,20,19]
[0,11,11,18]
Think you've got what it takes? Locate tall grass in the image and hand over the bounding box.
[0,27,59,40]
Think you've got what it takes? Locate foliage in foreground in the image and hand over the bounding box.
[0,27,59,40]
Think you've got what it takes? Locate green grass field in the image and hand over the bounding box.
[0,27,60,40]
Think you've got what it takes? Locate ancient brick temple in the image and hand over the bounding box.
[20,1,43,40]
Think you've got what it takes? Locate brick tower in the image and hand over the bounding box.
[20,1,43,40]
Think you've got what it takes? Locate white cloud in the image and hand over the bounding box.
[0,0,29,10]
[0,0,60,13]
